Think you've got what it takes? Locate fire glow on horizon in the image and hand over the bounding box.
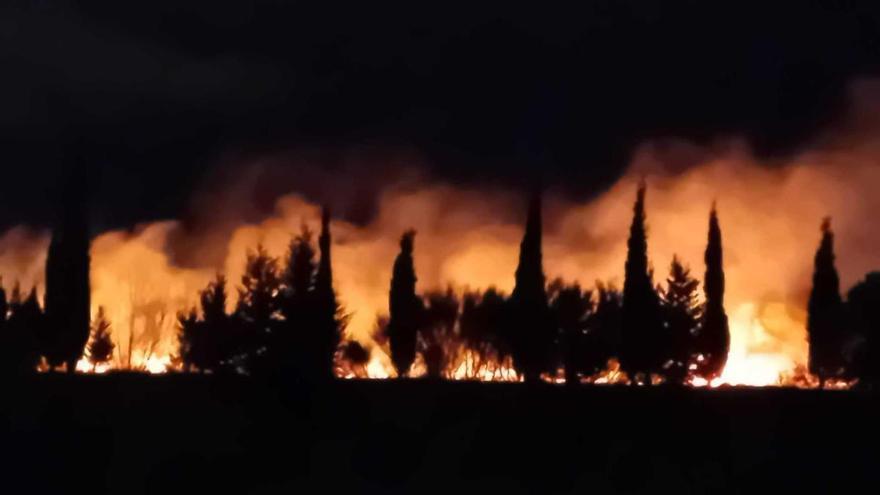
[5,117,880,387]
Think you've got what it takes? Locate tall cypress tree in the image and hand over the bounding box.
[312,206,344,380]
[509,191,553,382]
[44,164,91,373]
[388,230,423,377]
[807,218,844,383]
[698,204,730,379]
[619,182,663,382]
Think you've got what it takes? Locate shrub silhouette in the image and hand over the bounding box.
[87,306,115,371]
[459,288,509,375]
[583,282,622,377]
[549,280,592,385]
[846,272,880,386]
[420,287,460,378]
[3,286,42,374]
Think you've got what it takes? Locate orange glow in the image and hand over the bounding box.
[5,122,880,387]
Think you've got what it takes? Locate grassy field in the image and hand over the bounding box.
[1,374,876,494]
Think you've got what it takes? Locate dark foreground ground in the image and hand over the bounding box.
[1,375,877,494]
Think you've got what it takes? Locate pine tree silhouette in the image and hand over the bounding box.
[387,230,423,377]
[509,192,553,383]
[697,204,730,380]
[44,164,91,373]
[659,257,701,385]
[277,226,317,377]
[619,182,664,383]
[87,306,114,371]
[846,272,880,385]
[235,245,282,375]
[807,218,845,384]
[550,282,592,386]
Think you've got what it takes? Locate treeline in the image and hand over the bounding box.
[176,208,345,381]
[1,176,879,388]
[377,184,731,384]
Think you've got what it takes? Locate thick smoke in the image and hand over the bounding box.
[1,81,879,382]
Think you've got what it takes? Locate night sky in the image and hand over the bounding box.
[2,1,880,231]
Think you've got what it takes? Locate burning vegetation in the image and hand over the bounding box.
[1,124,880,388]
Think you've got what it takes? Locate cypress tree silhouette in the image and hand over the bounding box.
[550,282,592,386]
[619,182,664,383]
[235,245,282,375]
[387,230,424,377]
[846,272,880,385]
[659,257,701,385]
[87,306,114,371]
[312,207,346,380]
[697,204,730,380]
[509,191,553,383]
[44,164,91,373]
[807,218,845,384]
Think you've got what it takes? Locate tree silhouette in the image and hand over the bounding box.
[420,287,460,378]
[177,309,201,372]
[312,207,346,380]
[697,204,729,380]
[387,230,424,377]
[659,257,701,385]
[807,218,845,384]
[235,245,282,375]
[459,288,509,374]
[43,165,91,373]
[2,287,42,374]
[178,275,236,373]
[583,282,622,377]
[277,226,317,377]
[87,306,115,371]
[619,182,664,382]
[549,281,592,386]
[509,192,553,382]
[846,272,880,385]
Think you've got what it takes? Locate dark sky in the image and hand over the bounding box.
[2,1,880,231]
